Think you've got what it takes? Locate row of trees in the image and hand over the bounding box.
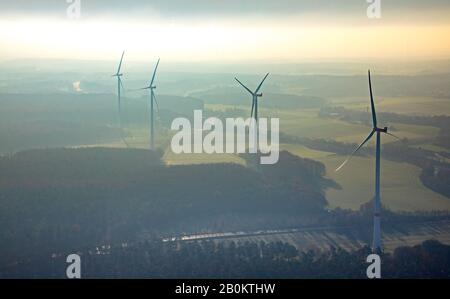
[3,239,449,279]
[319,106,450,131]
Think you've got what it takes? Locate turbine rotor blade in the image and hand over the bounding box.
[128,87,149,91]
[122,136,130,148]
[255,73,269,94]
[336,130,376,172]
[235,77,254,95]
[153,92,160,112]
[368,70,377,128]
[116,51,125,74]
[150,58,160,86]
[119,77,125,91]
[385,132,401,140]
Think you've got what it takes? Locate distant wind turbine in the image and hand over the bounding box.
[235,73,269,122]
[112,51,125,128]
[138,58,160,150]
[335,70,400,253]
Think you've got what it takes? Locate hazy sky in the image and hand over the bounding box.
[1,0,450,63]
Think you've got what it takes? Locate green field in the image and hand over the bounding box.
[163,149,246,165]
[68,126,172,152]
[195,102,441,144]
[280,144,450,212]
[325,155,450,212]
[270,104,448,211]
[162,144,450,212]
[91,100,450,213]
[161,141,450,212]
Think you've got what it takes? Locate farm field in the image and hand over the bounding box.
[63,98,450,213]
[281,143,450,212]
[104,99,450,212]
[323,154,450,212]
[186,103,442,144]
[163,149,246,165]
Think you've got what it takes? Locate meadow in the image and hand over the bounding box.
[150,100,450,213]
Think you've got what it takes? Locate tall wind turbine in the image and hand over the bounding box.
[139,59,160,150]
[112,51,125,128]
[235,73,269,122]
[335,70,399,253]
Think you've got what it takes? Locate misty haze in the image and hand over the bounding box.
[1,0,450,281]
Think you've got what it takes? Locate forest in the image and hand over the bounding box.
[0,148,331,268]
[3,238,449,279]
[1,147,449,277]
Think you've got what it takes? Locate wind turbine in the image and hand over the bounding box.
[138,59,160,150]
[335,70,399,253]
[112,51,125,128]
[235,73,269,153]
[235,73,269,122]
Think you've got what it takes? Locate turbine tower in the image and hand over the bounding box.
[335,70,399,253]
[112,51,125,128]
[235,73,269,122]
[235,73,269,153]
[139,59,160,150]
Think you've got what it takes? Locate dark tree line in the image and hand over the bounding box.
[319,106,450,132]
[3,239,449,279]
[0,148,331,269]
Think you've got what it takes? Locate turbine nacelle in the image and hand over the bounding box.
[375,127,388,133]
[234,73,269,119]
[141,86,156,90]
